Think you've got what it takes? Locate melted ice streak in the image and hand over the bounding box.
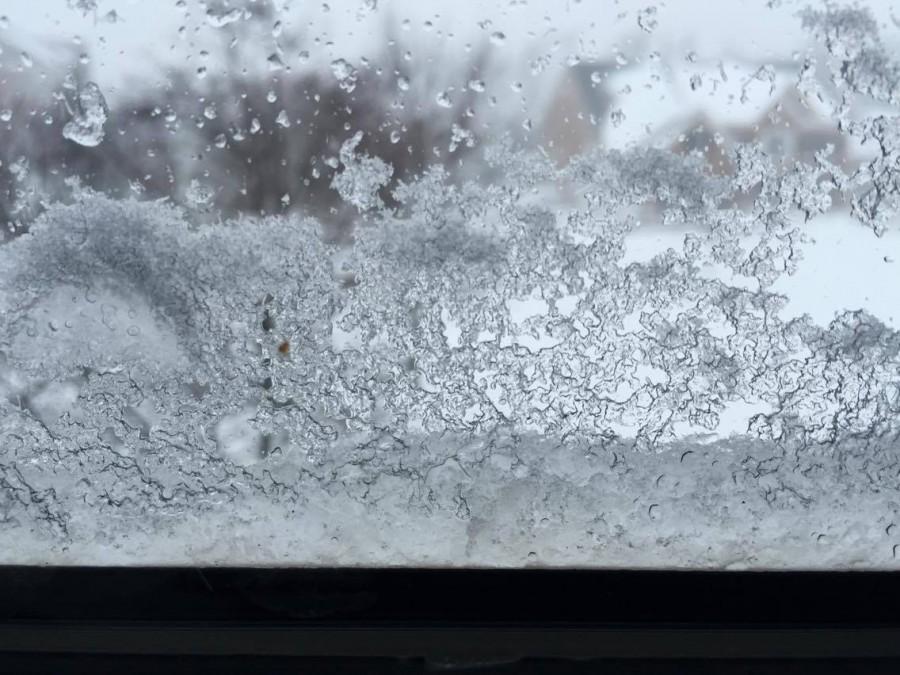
[62,82,109,148]
[4,13,900,566]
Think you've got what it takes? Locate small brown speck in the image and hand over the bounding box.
[278,340,290,354]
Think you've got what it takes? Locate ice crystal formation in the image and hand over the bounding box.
[1,4,900,566]
[61,82,109,148]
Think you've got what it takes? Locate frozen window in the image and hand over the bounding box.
[1,0,900,568]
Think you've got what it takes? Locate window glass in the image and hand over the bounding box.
[1,0,899,568]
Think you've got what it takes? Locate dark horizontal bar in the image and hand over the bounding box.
[3,568,900,660]
[2,625,900,659]
[3,567,900,624]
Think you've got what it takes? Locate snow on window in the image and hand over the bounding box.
[1,0,899,567]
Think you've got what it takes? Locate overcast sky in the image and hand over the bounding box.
[6,0,895,100]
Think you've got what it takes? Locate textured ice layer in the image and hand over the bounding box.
[0,143,898,567]
[1,431,896,568]
[5,3,900,566]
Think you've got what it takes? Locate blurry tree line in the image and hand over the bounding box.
[0,0,492,242]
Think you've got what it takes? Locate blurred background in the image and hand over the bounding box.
[0,0,895,242]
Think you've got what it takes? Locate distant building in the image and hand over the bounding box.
[538,61,615,165]
[669,86,849,175]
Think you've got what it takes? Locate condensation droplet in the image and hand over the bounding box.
[330,58,359,93]
[206,7,243,28]
[62,82,109,147]
[637,6,659,33]
[267,53,285,72]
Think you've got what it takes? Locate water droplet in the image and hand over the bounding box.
[267,52,285,72]
[62,82,109,147]
[20,51,33,68]
[637,6,658,33]
[490,31,506,45]
[590,71,603,84]
[610,108,625,128]
[397,76,410,91]
[0,109,11,122]
[206,7,243,28]
[468,79,485,92]
[435,90,453,108]
[331,58,359,93]
[275,110,291,128]
[390,130,401,144]
[203,104,217,120]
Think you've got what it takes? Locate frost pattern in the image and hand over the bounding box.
[2,5,900,567]
[331,132,393,212]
